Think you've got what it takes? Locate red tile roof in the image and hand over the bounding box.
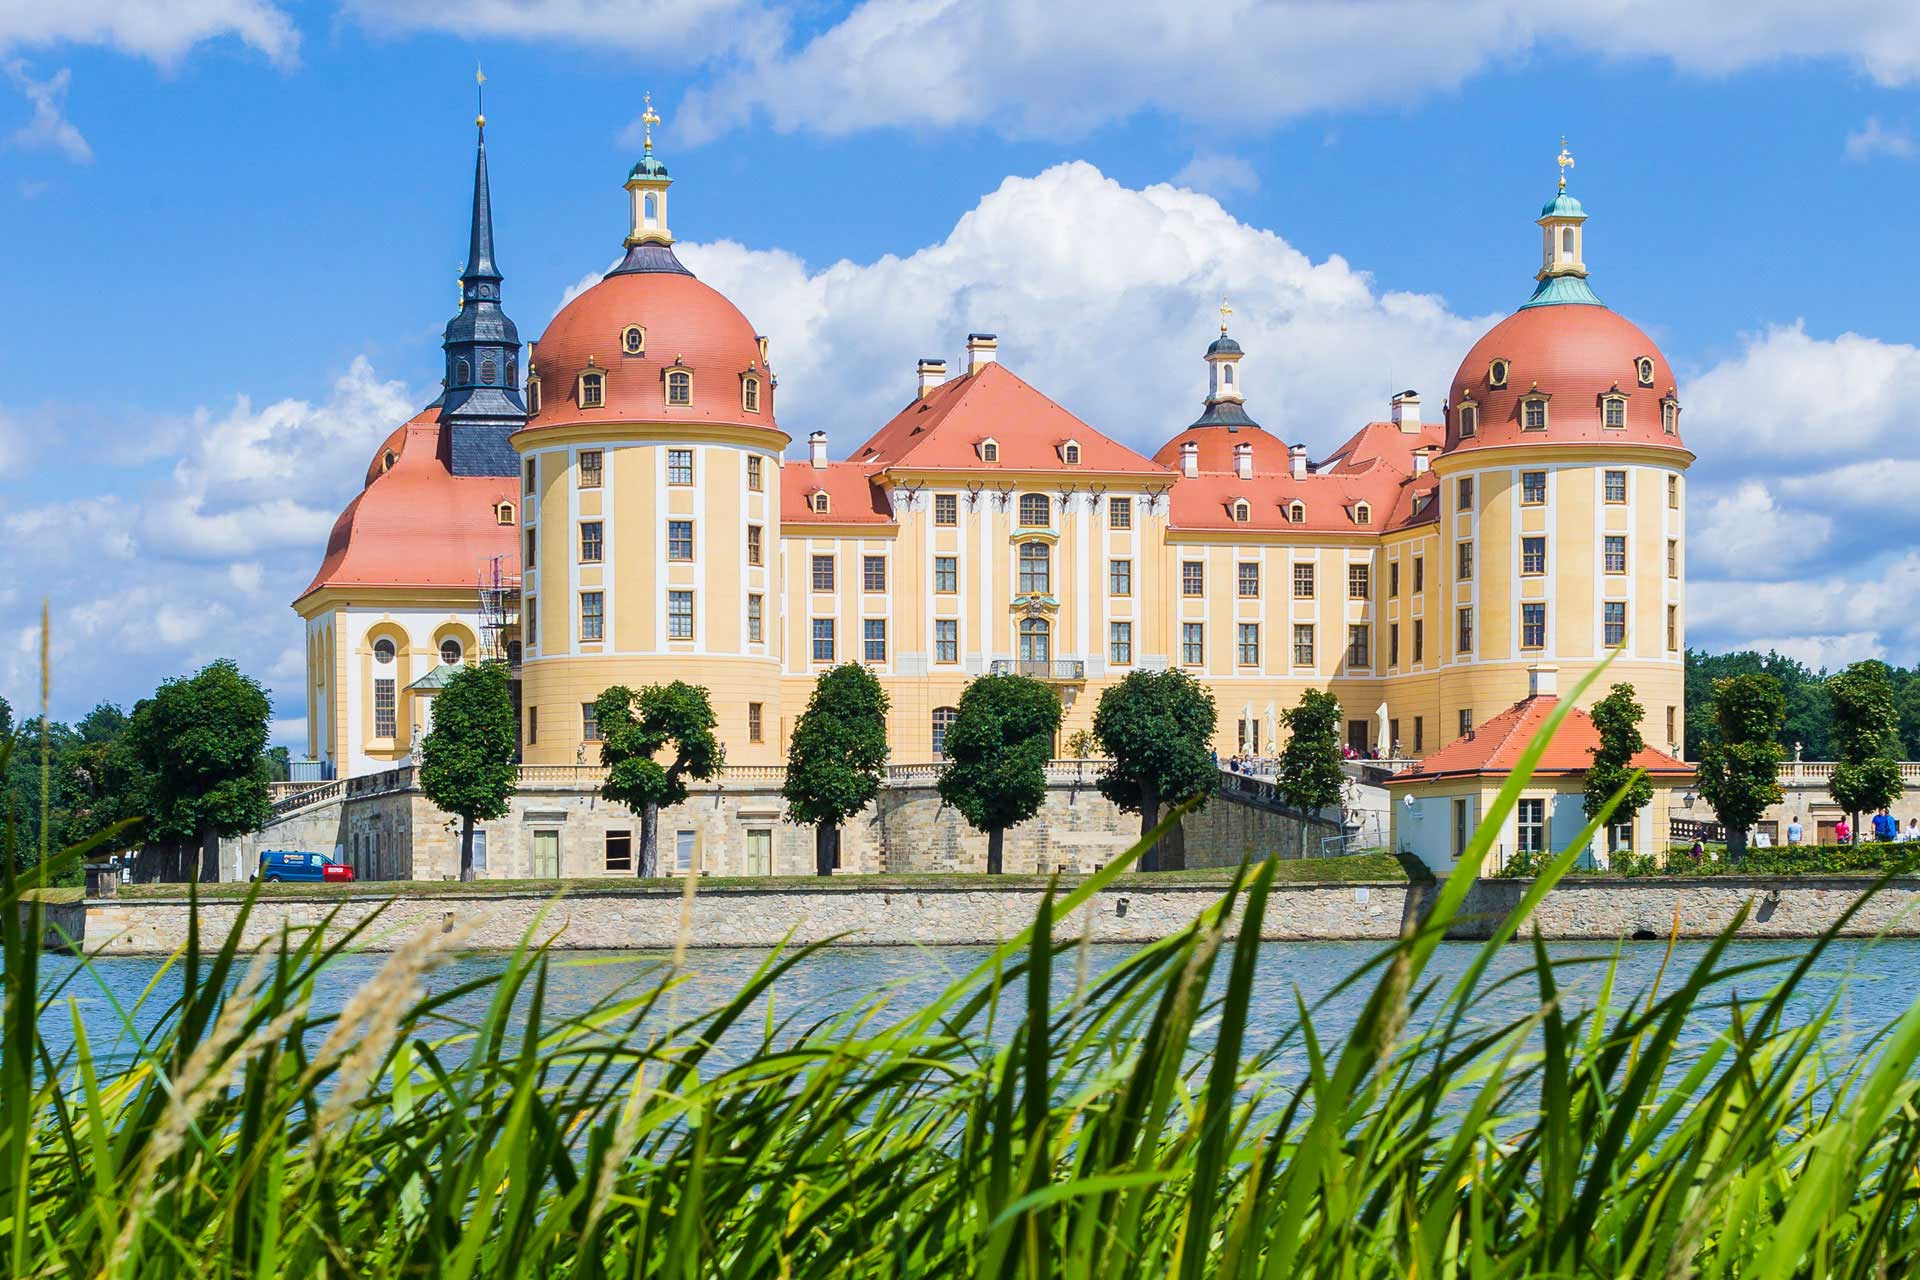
[1384,695,1693,785]
[1159,419,1444,534]
[781,461,895,526]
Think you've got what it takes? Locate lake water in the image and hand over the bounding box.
[29,936,1920,1073]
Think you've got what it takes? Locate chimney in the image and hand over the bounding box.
[1528,664,1559,697]
[808,430,828,469]
[1233,441,1254,481]
[1289,442,1309,480]
[965,332,998,375]
[1391,389,1421,434]
[916,357,947,399]
[1412,447,1431,476]
[1179,440,1199,477]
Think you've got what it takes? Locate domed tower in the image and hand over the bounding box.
[512,101,788,766]
[1152,300,1290,476]
[1430,145,1693,755]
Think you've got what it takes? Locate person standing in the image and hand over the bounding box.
[1786,815,1804,845]
[1874,808,1898,843]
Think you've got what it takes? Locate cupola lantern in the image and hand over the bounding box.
[625,92,673,248]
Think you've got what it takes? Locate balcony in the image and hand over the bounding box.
[988,658,1086,681]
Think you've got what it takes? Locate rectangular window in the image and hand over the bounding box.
[1457,476,1474,510]
[525,597,536,649]
[747,454,763,491]
[1238,562,1260,598]
[674,829,696,874]
[667,590,693,640]
[1390,623,1401,667]
[811,555,835,592]
[1456,541,1473,580]
[525,457,537,493]
[1018,493,1051,527]
[811,618,834,662]
[1604,469,1628,503]
[582,701,601,741]
[528,705,538,745]
[667,520,693,561]
[667,448,693,485]
[1666,604,1679,651]
[581,591,605,641]
[1667,538,1678,577]
[1413,716,1424,752]
[1457,607,1473,653]
[747,594,763,643]
[1604,398,1627,428]
[1292,562,1315,598]
[1110,621,1133,665]
[1018,542,1051,595]
[525,526,537,569]
[863,555,887,592]
[604,830,633,872]
[1238,623,1261,666]
[1603,601,1626,648]
[1522,602,1546,649]
[1413,557,1425,592]
[1522,471,1547,504]
[1182,622,1204,666]
[747,524,763,566]
[1182,561,1204,596]
[1517,798,1546,853]
[1522,536,1547,575]
[1348,563,1370,599]
[1292,624,1314,667]
[1109,558,1132,596]
[1347,624,1369,668]
[1413,619,1424,663]
[1109,496,1132,529]
[374,678,395,739]
[935,618,959,663]
[1604,534,1627,575]
[1523,399,1548,430]
[1458,708,1472,738]
[579,450,602,488]
[1667,474,1679,509]
[934,556,958,593]
[580,521,603,563]
[1390,560,1401,598]
[1666,705,1677,744]
[934,493,957,526]
[863,618,887,663]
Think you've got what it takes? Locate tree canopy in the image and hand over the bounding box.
[127,659,273,850]
[1092,669,1218,872]
[1275,689,1345,816]
[1696,673,1786,861]
[783,663,890,876]
[1583,683,1656,843]
[419,662,520,881]
[595,682,724,877]
[936,675,1061,874]
[1825,660,1903,838]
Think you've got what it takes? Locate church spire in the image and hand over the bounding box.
[1521,137,1605,310]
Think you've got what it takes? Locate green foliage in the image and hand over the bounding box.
[1583,683,1655,823]
[126,658,273,845]
[1827,660,1904,828]
[1684,647,1832,760]
[936,674,1061,872]
[596,682,724,875]
[419,663,519,880]
[782,663,890,829]
[1093,669,1218,871]
[1696,673,1786,859]
[1064,728,1099,759]
[1275,688,1345,814]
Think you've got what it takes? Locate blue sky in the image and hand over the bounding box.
[3,0,1919,741]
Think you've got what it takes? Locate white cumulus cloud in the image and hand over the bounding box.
[4,62,90,162]
[1846,116,1917,161]
[0,0,297,67]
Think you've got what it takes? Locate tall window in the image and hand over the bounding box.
[1390,623,1400,666]
[1604,601,1627,647]
[1458,404,1477,437]
[1292,624,1314,666]
[667,590,693,640]
[1182,561,1204,596]
[935,556,958,592]
[374,678,395,739]
[1456,542,1474,581]
[666,448,693,485]
[579,450,603,488]
[1413,557,1425,592]
[1604,535,1627,574]
[1110,621,1133,665]
[1413,717,1424,753]
[1667,604,1679,651]
[1604,469,1628,503]
[1063,443,1081,464]
[811,619,835,662]
[748,702,763,742]
[1348,563,1370,599]
[666,370,692,405]
[525,526,537,569]
[743,376,760,412]
[811,555,835,592]
[1516,798,1546,854]
[525,457,537,493]
[581,591,604,641]
[1413,619,1424,663]
[1522,398,1548,430]
[1109,497,1132,529]
[747,594,763,642]
[674,829,696,873]
[935,619,959,663]
[667,520,693,561]
[1018,542,1051,594]
[579,372,604,408]
[1109,558,1132,596]
[1181,622,1205,666]
[1521,602,1546,649]
[864,618,887,663]
[527,379,542,413]
[1667,538,1679,578]
[1232,500,1250,523]
[582,702,602,741]
[1667,474,1679,508]
[1457,477,1474,509]
[1602,395,1627,428]
[1347,624,1369,668]
[1238,562,1260,597]
[1457,607,1474,653]
[1522,471,1547,504]
[981,441,998,462]
[932,707,959,757]
[1522,536,1546,575]
[934,493,957,526]
[1292,563,1315,598]
[580,521,603,563]
[1018,493,1050,527]
[747,524,762,566]
[1390,561,1400,597]
[1662,401,1680,435]
[1237,623,1260,666]
[1019,617,1051,663]
[863,556,887,592]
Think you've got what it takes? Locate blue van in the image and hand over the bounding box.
[256,849,355,883]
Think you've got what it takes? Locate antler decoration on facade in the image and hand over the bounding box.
[965,481,985,509]
[993,483,1016,510]
[1143,484,1170,512]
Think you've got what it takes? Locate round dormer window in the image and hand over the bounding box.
[1635,356,1655,387]
[373,638,396,665]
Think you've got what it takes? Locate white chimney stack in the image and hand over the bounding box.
[1528,664,1559,697]
[916,357,947,399]
[1412,448,1431,476]
[1391,389,1421,434]
[1289,442,1309,480]
[1179,440,1199,477]
[808,430,828,469]
[965,332,999,375]
[1233,441,1254,481]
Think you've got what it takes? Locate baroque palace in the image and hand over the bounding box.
[295,121,1690,787]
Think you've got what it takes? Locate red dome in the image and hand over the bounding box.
[1444,304,1686,455]
[1153,422,1292,473]
[522,270,778,435]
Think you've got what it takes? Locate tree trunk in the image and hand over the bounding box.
[815,824,839,877]
[459,814,476,882]
[638,804,659,878]
[1852,811,1862,846]
[1137,784,1161,874]
[197,828,219,883]
[1727,826,1747,864]
[986,827,1004,875]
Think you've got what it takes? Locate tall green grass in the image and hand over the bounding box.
[7,679,1920,1276]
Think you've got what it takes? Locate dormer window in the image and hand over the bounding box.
[527,377,542,414]
[381,449,397,473]
[1457,403,1478,437]
[1061,440,1081,465]
[1488,359,1510,389]
[979,438,999,462]
[1353,502,1372,526]
[1635,356,1655,387]
[579,371,605,409]
[811,491,831,514]
[456,358,471,385]
[1662,396,1680,435]
[1232,499,1251,523]
[1288,500,1306,524]
[480,357,497,385]
[1602,394,1627,429]
[1521,396,1549,430]
[1018,493,1050,527]
[666,369,692,406]
[495,501,517,526]
[621,325,646,356]
[757,335,770,365]
[742,375,761,413]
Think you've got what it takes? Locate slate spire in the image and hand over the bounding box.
[439,108,526,476]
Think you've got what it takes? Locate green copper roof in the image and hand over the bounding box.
[1539,191,1586,219]
[405,663,462,692]
[629,153,670,180]
[1520,274,1605,309]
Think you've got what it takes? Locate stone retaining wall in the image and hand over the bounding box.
[1456,876,1920,940]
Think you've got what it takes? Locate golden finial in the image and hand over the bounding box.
[475,64,486,129]
[1556,136,1574,192]
[642,91,661,154]
[1218,295,1233,334]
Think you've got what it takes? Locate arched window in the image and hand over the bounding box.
[440,639,463,665]
[372,638,396,665]
[1018,493,1050,526]
[644,192,659,224]
[1458,404,1478,437]
[1288,500,1306,524]
[980,440,999,462]
[1018,541,1051,594]
[1232,499,1250,523]
[1223,364,1234,385]
[527,378,542,413]
[1662,399,1680,435]
[495,501,517,526]
[456,358,471,385]
[1354,502,1372,526]
[931,706,960,757]
[579,371,605,408]
[812,491,831,514]
[1602,395,1627,429]
[742,376,760,412]
[1018,617,1051,663]
[667,370,692,406]
[1561,227,1574,257]
[622,325,645,356]
[506,356,517,386]
[1062,442,1080,464]
[1488,359,1509,389]
[481,357,497,385]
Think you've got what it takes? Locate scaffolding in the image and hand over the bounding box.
[477,554,522,665]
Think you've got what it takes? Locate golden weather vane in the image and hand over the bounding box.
[1219,295,1233,334]
[642,91,661,154]
[1557,136,1575,191]
[475,64,486,128]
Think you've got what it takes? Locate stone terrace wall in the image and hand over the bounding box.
[1455,876,1920,940]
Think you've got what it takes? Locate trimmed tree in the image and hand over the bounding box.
[936,674,1062,874]
[1583,683,1656,855]
[595,682,724,877]
[1275,689,1345,817]
[1827,660,1903,844]
[126,658,274,881]
[418,662,519,882]
[783,663,891,876]
[1092,669,1218,873]
[1697,673,1785,862]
